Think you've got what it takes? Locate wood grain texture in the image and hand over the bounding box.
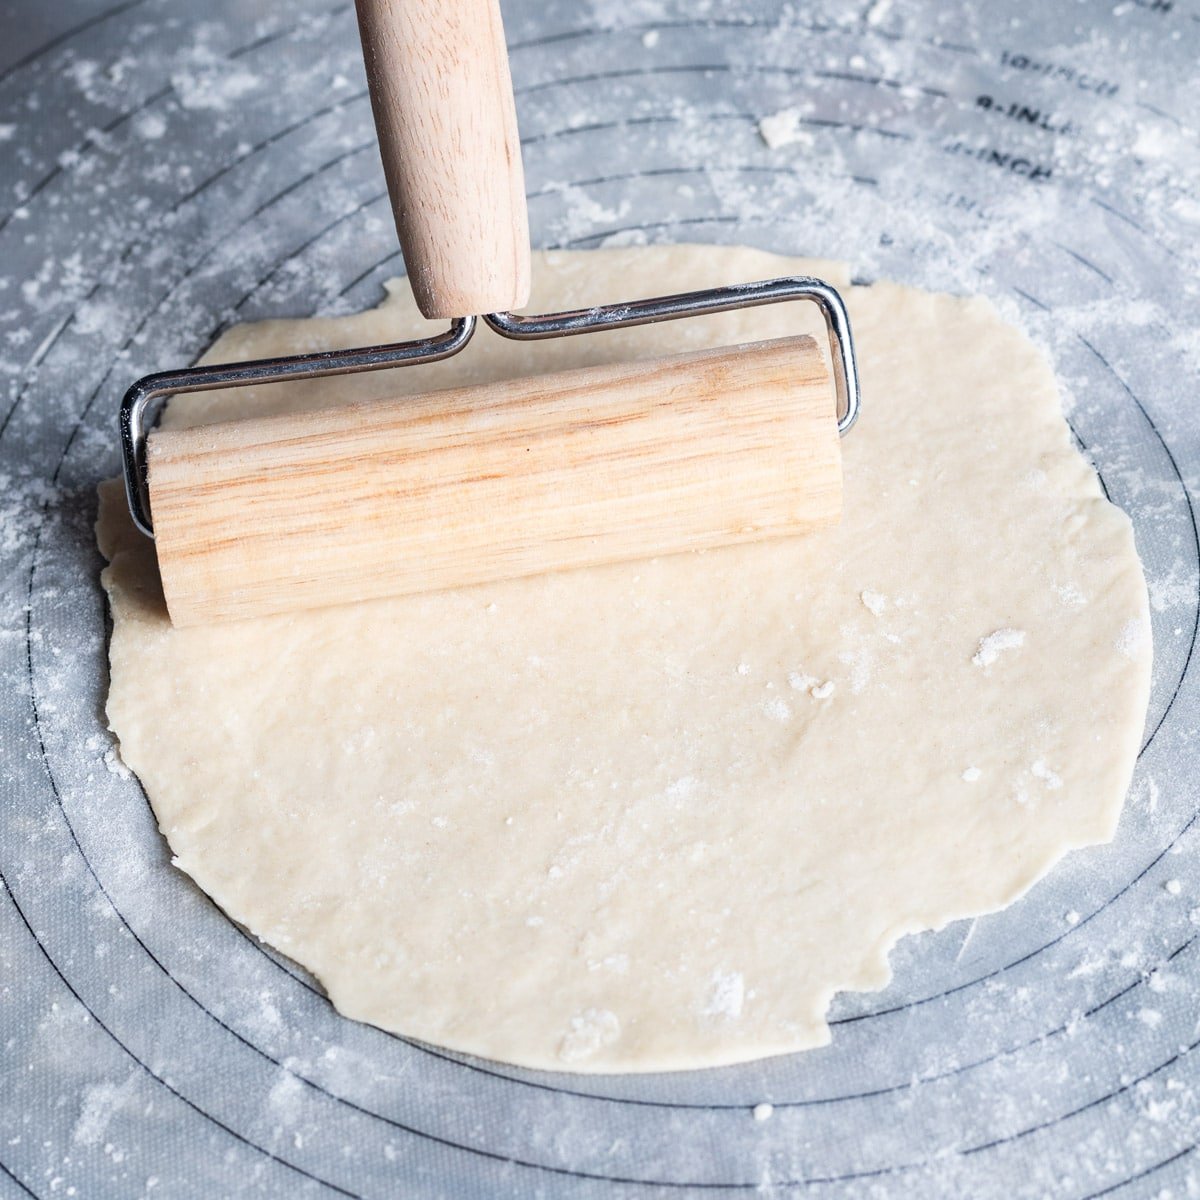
[148,335,841,626]
[354,0,530,318]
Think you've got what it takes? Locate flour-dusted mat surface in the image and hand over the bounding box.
[96,245,1150,1073]
[6,2,1199,1193]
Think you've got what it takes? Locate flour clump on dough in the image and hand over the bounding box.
[973,627,1027,668]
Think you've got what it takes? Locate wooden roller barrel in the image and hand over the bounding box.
[147,335,842,626]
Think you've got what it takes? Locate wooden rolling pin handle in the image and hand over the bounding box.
[354,0,531,319]
[147,335,842,627]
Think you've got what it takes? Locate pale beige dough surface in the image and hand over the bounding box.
[98,246,1152,1073]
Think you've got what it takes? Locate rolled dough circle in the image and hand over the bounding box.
[98,246,1151,1073]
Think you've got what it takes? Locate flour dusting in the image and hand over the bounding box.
[559,1008,621,1063]
[972,628,1026,668]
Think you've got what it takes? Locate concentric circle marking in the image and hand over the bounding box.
[3,7,1197,1197]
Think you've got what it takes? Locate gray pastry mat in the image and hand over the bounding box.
[2,0,1199,1196]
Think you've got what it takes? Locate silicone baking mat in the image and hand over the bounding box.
[2,1,1198,1195]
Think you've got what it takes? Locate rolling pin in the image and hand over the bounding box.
[148,335,839,626]
[119,0,857,626]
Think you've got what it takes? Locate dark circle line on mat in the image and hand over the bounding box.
[504,14,981,60]
[0,1157,37,1200]
[1052,241,1116,285]
[1082,1145,1196,1200]
[0,0,153,90]
[1076,334,1200,762]
[1136,99,1186,132]
[1091,195,1148,235]
[524,163,881,198]
[23,147,1195,1123]
[0,80,172,241]
[226,0,354,62]
[518,108,907,149]
[513,62,943,107]
[508,15,840,55]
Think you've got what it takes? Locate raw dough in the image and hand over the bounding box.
[98,246,1151,1073]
